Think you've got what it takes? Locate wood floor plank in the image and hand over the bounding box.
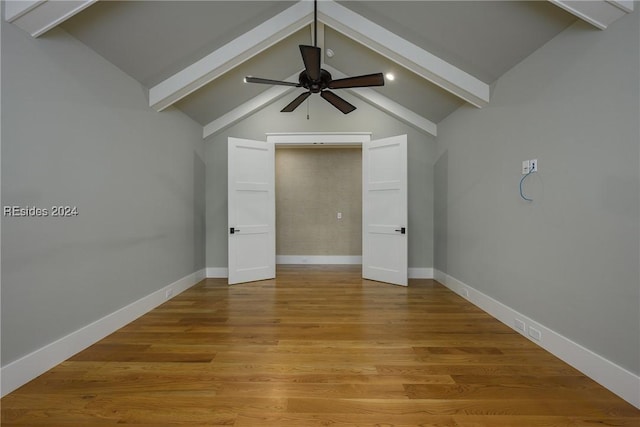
[453,416,640,426]
[234,412,460,426]
[285,397,639,417]
[403,383,623,400]
[375,363,584,376]
[2,265,638,425]
[215,382,409,399]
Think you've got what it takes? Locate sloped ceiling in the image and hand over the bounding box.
[337,1,581,84]
[174,28,312,126]
[9,1,598,136]
[60,1,299,88]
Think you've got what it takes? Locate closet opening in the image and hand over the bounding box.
[275,144,363,266]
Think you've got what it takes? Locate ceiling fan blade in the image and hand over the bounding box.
[281,92,311,112]
[244,76,300,87]
[328,73,385,89]
[320,90,356,114]
[299,45,321,81]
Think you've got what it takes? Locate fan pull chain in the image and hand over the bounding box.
[307,97,310,120]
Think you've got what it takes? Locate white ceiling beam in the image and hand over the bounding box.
[317,0,490,108]
[323,65,437,136]
[349,88,438,137]
[149,1,313,112]
[4,1,43,22]
[203,72,301,139]
[608,0,635,14]
[4,0,98,38]
[549,0,633,30]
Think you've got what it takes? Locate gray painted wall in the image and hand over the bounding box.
[1,23,206,365]
[435,15,639,374]
[205,94,436,269]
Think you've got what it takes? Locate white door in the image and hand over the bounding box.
[362,135,408,286]
[228,137,275,285]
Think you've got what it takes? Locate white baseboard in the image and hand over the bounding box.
[275,259,433,279]
[408,268,433,279]
[208,264,433,279]
[434,269,640,409]
[206,267,229,278]
[276,255,362,264]
[0,269,206,397]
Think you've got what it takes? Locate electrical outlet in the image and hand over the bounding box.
[515,318,526,333]
[529,159,538,172]
[337,212,342,220]
[522,160,530,175]
[528,326,542,341]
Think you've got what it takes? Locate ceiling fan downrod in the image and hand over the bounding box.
[314,0,317,48]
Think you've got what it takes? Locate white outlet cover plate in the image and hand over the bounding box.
[528,326,542,341]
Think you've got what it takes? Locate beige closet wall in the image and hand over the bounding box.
[275,147,362,255]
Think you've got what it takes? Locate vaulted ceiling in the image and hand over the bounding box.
[4,0,634,137]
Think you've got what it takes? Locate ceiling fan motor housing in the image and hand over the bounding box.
[300,69,332,93]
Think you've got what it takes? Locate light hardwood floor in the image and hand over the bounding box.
[2,265,639,426]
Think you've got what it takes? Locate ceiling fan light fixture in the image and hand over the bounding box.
[385,73,395,81]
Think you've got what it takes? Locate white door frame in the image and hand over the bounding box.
[266,132,372,146]
[263,132,411,285]
[267,132,372,267]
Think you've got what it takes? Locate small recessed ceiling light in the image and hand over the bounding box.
[385,73,395,81]
[326,49,335,58]
[243,77,248,83]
